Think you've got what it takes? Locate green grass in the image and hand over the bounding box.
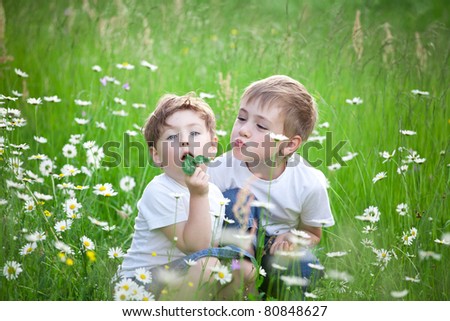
[0,0,449,300]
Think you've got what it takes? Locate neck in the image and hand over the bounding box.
[246,157,287,181]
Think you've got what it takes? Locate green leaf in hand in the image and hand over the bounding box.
[182,155,210,176]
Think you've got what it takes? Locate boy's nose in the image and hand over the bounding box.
[180,141,189,147]
[239,126,251,138]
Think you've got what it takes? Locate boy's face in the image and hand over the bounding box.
[231,100,286,166]
[151,109,217,181]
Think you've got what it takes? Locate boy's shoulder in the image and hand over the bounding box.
[140,173,181,199]
[287,154,329,188]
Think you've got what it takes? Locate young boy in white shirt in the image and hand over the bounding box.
[208,75,335,298]
[118,94,256,300]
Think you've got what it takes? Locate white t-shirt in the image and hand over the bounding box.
[208,152,335,236]
[119,173,225,278]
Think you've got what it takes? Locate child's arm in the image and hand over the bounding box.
[269,223,322,255]
[160,167,212,253]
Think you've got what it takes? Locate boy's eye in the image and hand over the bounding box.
[237,116,246,122]
[166,134,178,140]
[257,124,268,130]
[190,131,200,137]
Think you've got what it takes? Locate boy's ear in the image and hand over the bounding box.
[150,147,162,167]
[280,135,302,156]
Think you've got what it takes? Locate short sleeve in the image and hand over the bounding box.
[138,182,188,230]
[300,175,335,227]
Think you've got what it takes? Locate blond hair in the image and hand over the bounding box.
[143,93,216,148]
[241,75,317,141]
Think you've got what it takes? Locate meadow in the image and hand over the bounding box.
[0,0,449,300]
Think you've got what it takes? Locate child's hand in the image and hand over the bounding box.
[184,166,209,196]
[269,232,294,255]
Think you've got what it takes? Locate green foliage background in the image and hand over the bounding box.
[0,0,449,300]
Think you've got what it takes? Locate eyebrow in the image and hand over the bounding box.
[164,122,204,129]
[240,108,272,124]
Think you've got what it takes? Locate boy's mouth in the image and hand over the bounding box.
[233,139,245,148]
[181,152,194,161]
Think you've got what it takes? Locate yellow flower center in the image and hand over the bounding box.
[28,205,34,210]
[7,267,15,275]
[218,272,225,279]
[99,186,106,191]
[66,258,74,266]
[69,204,76,210]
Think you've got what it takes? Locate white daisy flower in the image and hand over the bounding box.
[391,289,408,298]
[304,292,318,299]
[93,183,117,197]
[280,275,309,287]
[307,263,325,270]
[44,95,61,103]
[108,247,125,259]
[12,90,22,97]
[14,68,28,78]
[372,171,387,183]
[318,122,330,128]
[199,92,215,99]
[379,150,395,163]
[326,251,348,258]
[20,242,37,256]
[345,97,363,105]
[132,103,146,109]
[411,89,429,96]
[74,117,90,125]
[399,129,416,136]
[327,163,342,171]
[25,231,46,242]
[54,219,73,233]
[54,240,74,254]
[63,197,82,215]
[33,136,47,144]
[27,97,42,105]
[341,152,358,162]
[80,236,95,250]
[112,110,128,117]
[69,134,84,145]
[2,261,23,280]
[39,159,54,176]
[62,144,77,158]
[216,129,227,137]
[120,176,136,192]
[269,132,289,141]
[114,97,127,105]
[210,265,232,285]
[184,259,197,266]
[259,266,267,277]
[134,268,152,284]
[397,164,408,174]
[140,60,158,71]
[92,65,102,72]
[74,99,92,106]
[116,62,135,70]
[125,130,138,136]
[95,121,107,130]
[114,288,130,301]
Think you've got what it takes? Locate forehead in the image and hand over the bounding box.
[164,109,206,127]
[240,99,285,124]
